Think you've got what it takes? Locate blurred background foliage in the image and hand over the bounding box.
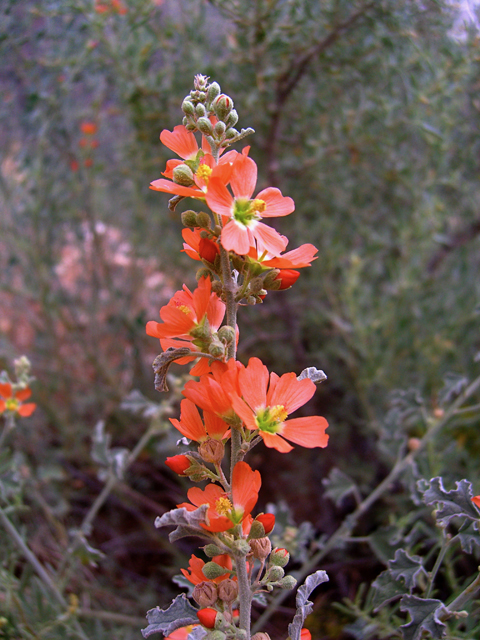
[1,0,480,638]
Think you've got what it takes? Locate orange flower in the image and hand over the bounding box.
[472,495,480,510]
[205,153,294,256]
[178,461,261,532]
[181,553,233,585]
[247,242,318,269]
[225,357,328,453]
[165,626,198,640]
[146,277,225,375]
[183,359,242,421]
[165,455,191,476]
[170,399,230,442]
[150,125,238,200]
[0,384,36,417]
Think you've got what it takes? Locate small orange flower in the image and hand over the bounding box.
[472,495,480,510]
[170,399,230,442]
[178,461,261,533]
[225,357,329,453]
[80,122,97,135]
[165,626,198,640]
[0,384,36,417]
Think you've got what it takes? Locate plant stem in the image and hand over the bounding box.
[447,571,480,612]
[235,547,253,638]
[426,533,454,598]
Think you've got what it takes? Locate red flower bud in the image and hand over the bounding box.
[472,495,480,509]
[255,513,275,534]
[301,629,312,640]
[165,455,191,476]
[275,269,300,290]
[199,237,220,264]
[197,607,217,628]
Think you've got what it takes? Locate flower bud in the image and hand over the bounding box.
[275,269,300,290]
[262,269,282,289]
[217,578,238,604]
[250,537,272,560]
[206,81,221,105]
[268,566,285,583]
[277,575,297,589]
[255,513,275,534]
[203,544,225,557]
[173,164,195,186]
[193,581,218,607]
[202,561,229,580]
[194,74,209,91]
[247,520,265,540]
[197,117,214,136]
[181,210,199,227]
[165,455,191,476]
[249,277,265,294]
[225,109,239,128]
[211,281,223,295]
[252,634,271,640]
[225,127,239,140]
[196,211,212,229]
[199,237,220,263]
[209,340,226,359]
[186,122,197,132]
[208,632,227,640]
[182,99,195,116]
[214,121,226,136]
[197,607,218,628]
[213,94,234,121]
[196,103,206,117]
[199,438,225,464]
[217,325,236,345]
[270,547,289,567]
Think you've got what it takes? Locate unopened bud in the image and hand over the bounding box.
[203,544,225,557]
[233,539,251,555]
[181,210,198,227]
[214,121,226,136]
[217,325,236,345]
[246,295,257,305]
[173,164,194,186]
[199,438,225,464]
[408,437,421,452]
[197,117,214,136]
[208,631,227,640]
[250,537,272,560]
[196,211,212,229]
[211,281,223,295]
[225,109,238,127]
[182,99,195,116]
[217,578,238,603]
[196,267,213,281]
[196,103,206,117]
[197,607,217,629]
[225,127,239,140]
[193,581,218,607]
[209,340,225,359]
[190,320,211,341]
[194,74,209,91]
[199,237,220,263]
[202,561,229,580]
[206,82,221,105]
[255,513,275,534]
[267,566,284,581]
[252,634,271,640]
[249,277,265,294]
[165,455,192,476]
[270,548,289,567]
[213,94,234,121]
[263,269,282,288]
[277,575,297,589]
[247,520,265,540]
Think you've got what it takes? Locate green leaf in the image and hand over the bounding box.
[372,570,409,611]
[287,570,329,640]
[91,421,129,480]
[456,520,480,554]
[388,549,426,590]
[400,595,447,640]
[141,594,198,638]
[419,477,479,526]
[323,467,358,506]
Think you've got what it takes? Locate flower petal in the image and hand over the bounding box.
[281,416,329,448]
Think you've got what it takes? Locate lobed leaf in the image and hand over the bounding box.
[141,594,198,638]
[297,367,327,384]
[155,505,210,542]
[400,595,447,640]
[372,570,409,611]
[287,570,329,640]
[419,477,480,526]
[388,549,427,590]
[323,467,358,506]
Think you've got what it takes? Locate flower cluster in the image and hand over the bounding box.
[145,75,328,640]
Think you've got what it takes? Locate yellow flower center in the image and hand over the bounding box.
[177,304,192,315]
[5,398,19,412]
[196,164,212,183]
[215,496,233,516]
[251,198,266,213]
[255,405,288,434]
